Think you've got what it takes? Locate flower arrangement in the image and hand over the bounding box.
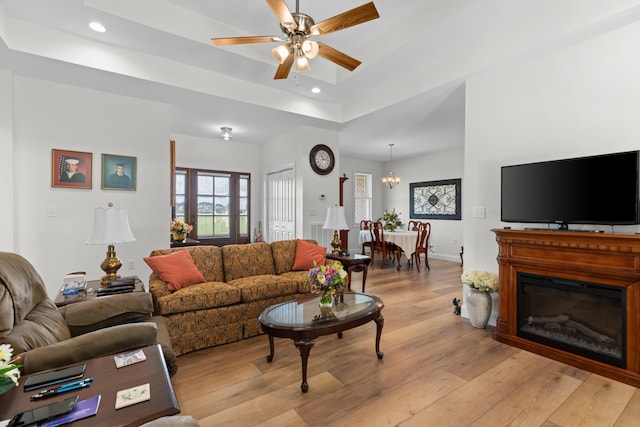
[309,261,348,297]
[379,209,403,231]
[0,344,21,395]
[461,270,499,292]
[170,219,193,235]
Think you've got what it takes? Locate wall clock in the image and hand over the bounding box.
[309,144,335,175]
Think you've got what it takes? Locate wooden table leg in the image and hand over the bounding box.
[361,265,368,293]
[266,334,275,362]
[294,339,315,393]
[374,313,384,359]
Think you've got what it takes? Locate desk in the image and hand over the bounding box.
[359,230,418,270]
[0,344,179,427]
[325,253,371,292]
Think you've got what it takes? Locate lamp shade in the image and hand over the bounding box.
[86,206,135,245]
[323,206,349,230]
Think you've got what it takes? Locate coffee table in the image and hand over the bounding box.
[258,292,384,392]
[0,344,179,426]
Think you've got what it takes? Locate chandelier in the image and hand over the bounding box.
[382,143,400,189]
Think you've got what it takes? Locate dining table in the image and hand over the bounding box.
[359,229,419,270]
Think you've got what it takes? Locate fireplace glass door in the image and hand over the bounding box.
[517,272,626,368]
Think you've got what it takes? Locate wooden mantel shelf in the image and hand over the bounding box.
[492,228,640,387]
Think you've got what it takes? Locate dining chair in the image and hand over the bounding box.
[370,220,397,268]
[411,222,432,271]
[360,220,373,255]
[407,220,421,231]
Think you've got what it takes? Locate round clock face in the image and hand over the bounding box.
[309,144,335,175]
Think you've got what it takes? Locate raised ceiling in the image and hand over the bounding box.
[1,0,639,161]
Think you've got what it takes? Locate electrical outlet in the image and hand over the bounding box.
[127,259,136,270]
[47,206,56,217]
[452,238,457,245]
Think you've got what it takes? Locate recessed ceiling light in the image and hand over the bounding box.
[311,87,321,94]
[89,22,106,33]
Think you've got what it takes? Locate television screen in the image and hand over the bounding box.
[501,151,639,227]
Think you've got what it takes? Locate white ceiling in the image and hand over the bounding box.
[2,0,640,161]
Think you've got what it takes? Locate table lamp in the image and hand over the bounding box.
[86,203,136,286]
[323,205,350,255]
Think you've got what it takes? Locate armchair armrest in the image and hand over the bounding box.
[19,322,158,374]
[59,292,153,336]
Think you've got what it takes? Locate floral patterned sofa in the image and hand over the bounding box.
[147,240,319,356]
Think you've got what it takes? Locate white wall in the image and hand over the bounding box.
[263,126,341,242]
[341,149,465,261]
[463,18,640,324]
[11,76,171,297]
[0,69,13,252]
[171,132,263,240]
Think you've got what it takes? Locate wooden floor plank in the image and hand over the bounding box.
[170,259,640,426]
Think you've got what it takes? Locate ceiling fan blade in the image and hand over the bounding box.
[212,36,281,46]
[317,42,361,71]
[274,54,294,79]
[265,0,297,30]
[311,2,379,36]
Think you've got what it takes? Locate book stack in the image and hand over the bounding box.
[96,276,136,296]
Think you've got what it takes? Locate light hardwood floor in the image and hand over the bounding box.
[171,259,640,427]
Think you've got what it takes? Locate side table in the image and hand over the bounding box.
[54,277,145,307]
[325,253,371,292]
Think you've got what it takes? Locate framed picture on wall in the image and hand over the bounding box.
[102,154,137,191]
[51,149,92,189]
[410,178,462,220]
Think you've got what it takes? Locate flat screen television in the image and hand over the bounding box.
[501,151,639,228]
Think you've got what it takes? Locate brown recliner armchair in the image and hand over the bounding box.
[0,252,177,375]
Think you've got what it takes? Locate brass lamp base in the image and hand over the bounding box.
[330,230,342,255]
[100,244,122,286]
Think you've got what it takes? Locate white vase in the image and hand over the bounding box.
[466,288,492,328]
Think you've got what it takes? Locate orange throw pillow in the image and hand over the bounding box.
[144,249,206,291]
[292,240,327,271]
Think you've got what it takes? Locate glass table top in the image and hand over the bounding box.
[261,292,382,328]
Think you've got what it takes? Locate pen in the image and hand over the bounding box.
[30,378,94,400]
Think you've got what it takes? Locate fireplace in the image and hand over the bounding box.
[516,272,625,368]
[493,229,640,387]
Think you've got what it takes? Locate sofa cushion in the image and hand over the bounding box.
[222,243,276,282]
[148,246,225,283]
[292,239,326,271]
[271,239,317,275]
[153,282,241,315]
[227,275,299,303]
[278,271,313,294]
[144,250,206,291]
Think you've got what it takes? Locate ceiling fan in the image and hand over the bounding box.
[212,0,380,79]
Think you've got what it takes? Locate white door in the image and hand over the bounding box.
[266,168,295,242]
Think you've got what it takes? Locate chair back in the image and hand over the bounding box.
[416,222,431,250]
[370,221,385,245]
[360,220,372,230]
[408,220,421,231]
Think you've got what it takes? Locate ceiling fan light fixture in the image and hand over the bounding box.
[296,52,311,72]
[220,127,232,141]
[272,44,290,64]
[302,40,319,59]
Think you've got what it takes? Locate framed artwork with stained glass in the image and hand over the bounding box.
[410,178,461,220]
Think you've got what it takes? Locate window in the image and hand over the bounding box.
[174,168,250,245]
[354,172,372,224]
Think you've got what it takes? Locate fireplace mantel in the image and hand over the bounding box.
[493,228,640,387]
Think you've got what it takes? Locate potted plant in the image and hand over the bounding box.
[0,344,21,395]
[170,219,193,241]
[379,209,403,232]
[461,270,499,328]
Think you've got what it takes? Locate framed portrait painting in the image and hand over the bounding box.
[51,149,92,189]
[410,178,462,220]
[102,154,137,191]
